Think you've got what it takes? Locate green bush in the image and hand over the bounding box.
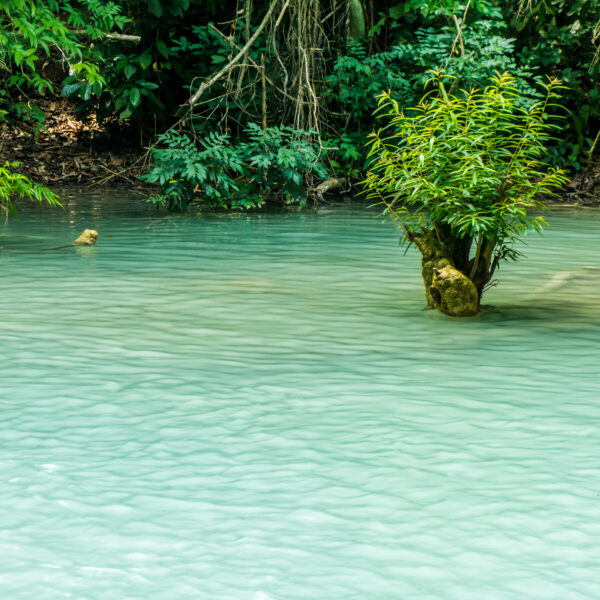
[142,124,328,211]
[508,0,600,169]
[141,130,243,211]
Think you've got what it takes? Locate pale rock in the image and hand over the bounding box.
[73,229,98,246]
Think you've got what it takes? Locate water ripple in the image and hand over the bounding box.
[0,194,599,598]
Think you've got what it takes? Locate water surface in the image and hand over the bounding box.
[1,192,599,599]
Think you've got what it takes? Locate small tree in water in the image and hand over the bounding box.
[364,71,568,317]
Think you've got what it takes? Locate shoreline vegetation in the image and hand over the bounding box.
[2,96,599,207]
[1,1,599,210]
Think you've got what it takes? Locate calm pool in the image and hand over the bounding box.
[0,192,599,599]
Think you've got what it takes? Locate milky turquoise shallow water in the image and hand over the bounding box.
[1,192,599,599]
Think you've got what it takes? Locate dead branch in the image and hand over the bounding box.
[71,29,141,43]
[449,0,471,58]
[187,0,289,107]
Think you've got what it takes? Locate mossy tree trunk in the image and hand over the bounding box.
[405,224,497,317]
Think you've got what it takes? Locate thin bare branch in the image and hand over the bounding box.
[449,0,472,58]
[71,29,141,43]
[187,0,288,107]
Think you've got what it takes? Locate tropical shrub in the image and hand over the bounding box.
[141,130,243,211]
[240,123,328,206]
[364,71,568,317]
[63,47,161,124]
[141,125,327,210]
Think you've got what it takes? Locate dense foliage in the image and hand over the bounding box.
[142,125,327,210]
[0,0,128,131]
[1,0,599,207]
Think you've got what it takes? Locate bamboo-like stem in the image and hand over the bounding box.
[587,128,600,166]
[235,0,252,98]
[452,15,465,56]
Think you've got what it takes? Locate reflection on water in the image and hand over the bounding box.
[1,193,599,599]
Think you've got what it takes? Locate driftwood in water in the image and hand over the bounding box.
[314,177,347,200]
[41,229,99,250]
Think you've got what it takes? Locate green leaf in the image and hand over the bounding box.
[61,82,82,96]
[120,105,134,119]
[147,0,163,17]
[156,40,169,58]
[138,53,152,70]
[129,87,141,107]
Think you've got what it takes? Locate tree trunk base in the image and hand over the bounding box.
[408,228,485,318]
[430,263,479,317]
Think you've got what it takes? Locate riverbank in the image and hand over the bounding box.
[2,97,599,206]
[0,97,145,187]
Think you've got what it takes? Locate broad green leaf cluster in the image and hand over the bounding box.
[142,125,327,211]
[0,0,128,130]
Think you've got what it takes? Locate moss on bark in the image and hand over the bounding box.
[406,225,492,317]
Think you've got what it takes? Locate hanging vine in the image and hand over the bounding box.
[182,0,350,136]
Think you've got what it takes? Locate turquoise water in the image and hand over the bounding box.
[1,192,599,599]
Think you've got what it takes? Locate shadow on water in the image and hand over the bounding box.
[481,301,600,327]
[480,267,600,327]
